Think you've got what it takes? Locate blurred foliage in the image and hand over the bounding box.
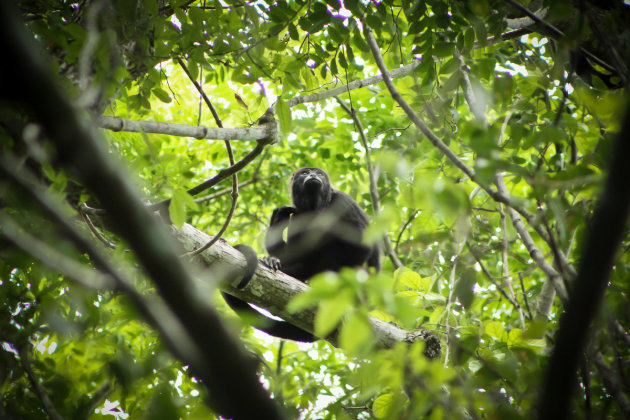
[1,0,629,419]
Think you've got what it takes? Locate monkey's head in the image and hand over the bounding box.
[291,167,333,210]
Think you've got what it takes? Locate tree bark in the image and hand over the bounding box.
[172,223,442,359]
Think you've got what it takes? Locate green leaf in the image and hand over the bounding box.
[152,88,172,103]
[453,268,476,309]
[338,51,348,70]
[276,98,292,135]
[288,23,299,41]
[433,41,455,58]
[442,70,461,92]
[485,321,508,342]
[188,6,204,29]
[373,393,394,418]
[344,0,359,12]
[169,189,199,228]
[353,28,370,52]
[339,311,372,355]
[464,27,475,51]
[188,62,199,83]
[314,294,352,337]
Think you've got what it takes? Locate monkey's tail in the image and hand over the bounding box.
[221,293,316,342]
[224,245,316,342]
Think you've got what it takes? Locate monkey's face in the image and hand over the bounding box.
[292,168,329,190]
[291,168,333,210]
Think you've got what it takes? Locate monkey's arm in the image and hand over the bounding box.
[264,206,296,257]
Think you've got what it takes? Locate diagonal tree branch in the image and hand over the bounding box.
[148,139,268,211]
[0,3,286,417]
[173,223,442,359]
[286,61,422,108]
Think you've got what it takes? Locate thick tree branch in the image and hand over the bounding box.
[173,223,442,359]
[505,6,549,30]
[97,115,277,141]
[0,157,215,395]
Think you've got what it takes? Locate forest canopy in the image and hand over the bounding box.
[1,0,629,419]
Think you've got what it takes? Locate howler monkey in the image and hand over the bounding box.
[223,167,380,342]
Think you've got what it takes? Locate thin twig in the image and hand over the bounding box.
[80,381,112,419]
[443,239,466,367]
[177,57,223,125]
[79,210,116,249]
[518,273,533,320]
[497,111,525,327]
[395,210,420,255]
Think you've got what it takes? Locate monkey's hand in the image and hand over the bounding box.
[261,256,282,271]
[270,206,297,226]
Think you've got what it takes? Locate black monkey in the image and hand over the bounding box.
[223,168,380,342]
[264,167,380,278]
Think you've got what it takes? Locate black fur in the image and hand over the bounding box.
[232,244,258,289]
[265,168,380,279]
[224,168,380,342]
